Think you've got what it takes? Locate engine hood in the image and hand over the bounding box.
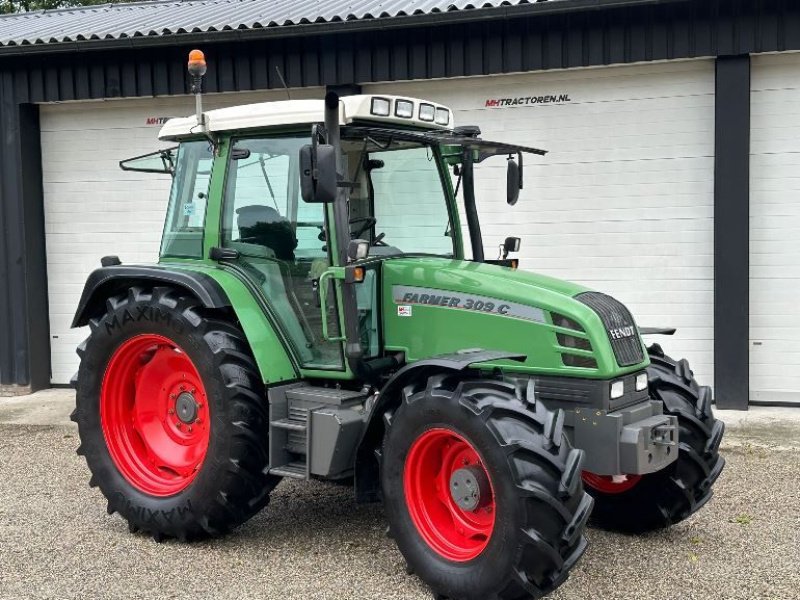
[382,256,590,314]
[379,257,647,379]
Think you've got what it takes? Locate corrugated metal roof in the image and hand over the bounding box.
[0,0,560,48]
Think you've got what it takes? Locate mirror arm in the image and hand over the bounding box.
[518,151,524,189]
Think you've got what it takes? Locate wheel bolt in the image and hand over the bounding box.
[168,409,175,415]
[179,385,186,391]
[169,394,176,400]
[176,423,182,429]
[462,458,469,465]
[187,426,193,433]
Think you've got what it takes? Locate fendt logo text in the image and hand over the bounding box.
[485,94,572,108]
[608,326,636,340]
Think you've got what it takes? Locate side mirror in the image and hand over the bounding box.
[348,239,370,262]
[506,158,521,206]
[500,236,521,259]
[300,143,337,203]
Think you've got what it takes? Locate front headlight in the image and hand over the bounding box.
[635,372,648,391]
[610,380,625,399]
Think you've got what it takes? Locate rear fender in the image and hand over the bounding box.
[71,265,297,385]
[72,265,230,327]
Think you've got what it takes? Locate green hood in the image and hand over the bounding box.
[380,257,646,379]
[382,256,589,314]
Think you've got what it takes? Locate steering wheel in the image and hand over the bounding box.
[349,216,376,239]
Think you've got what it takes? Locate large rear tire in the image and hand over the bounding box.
[72,286,280,541]
[381,375,592,600]
[583,345,725,533]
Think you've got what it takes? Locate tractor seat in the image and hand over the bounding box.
[236,205,297,261]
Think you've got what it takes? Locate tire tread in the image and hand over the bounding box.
[73,286,279,542]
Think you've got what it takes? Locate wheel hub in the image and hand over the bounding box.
[449,466,490,512]
[403,428,496,562]
[175,392,199,424]
[100,334,210,497]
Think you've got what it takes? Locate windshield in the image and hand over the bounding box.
[342,136,455,257]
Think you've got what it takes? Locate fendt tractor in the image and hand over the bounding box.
[71,51,725,600]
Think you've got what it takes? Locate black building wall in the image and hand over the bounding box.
[0,0,796,400]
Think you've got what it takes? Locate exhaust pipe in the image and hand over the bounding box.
[323,92,364,366]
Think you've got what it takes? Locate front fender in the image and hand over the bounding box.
[354,349,525,502]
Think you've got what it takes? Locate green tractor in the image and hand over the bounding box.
[71,51,724,600]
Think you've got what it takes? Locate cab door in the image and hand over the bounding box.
[219,135,345,371]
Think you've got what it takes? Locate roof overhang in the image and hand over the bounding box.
[0,0,686,57]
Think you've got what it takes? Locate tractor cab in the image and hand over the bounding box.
[126,91,547,378]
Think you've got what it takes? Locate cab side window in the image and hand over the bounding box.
[161,141,214,258]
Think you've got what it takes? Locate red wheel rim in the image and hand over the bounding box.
[403,428,495,562]
[101,334,210,497]
[581,471,642,494]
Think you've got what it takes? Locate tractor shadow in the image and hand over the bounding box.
[211,478,389,552]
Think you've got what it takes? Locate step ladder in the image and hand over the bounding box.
[267,384,367,480]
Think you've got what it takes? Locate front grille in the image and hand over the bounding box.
[557,333,592,351]
[551,312,585,332]
[576,291,644,367]
[561,354,598,369]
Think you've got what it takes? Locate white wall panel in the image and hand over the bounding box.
[750,53,800,403]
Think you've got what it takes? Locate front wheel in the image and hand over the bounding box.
[381,375,592,600]
[72,286,280,541]
[583,346,725,533]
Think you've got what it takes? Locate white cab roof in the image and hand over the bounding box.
[158,94,453,140]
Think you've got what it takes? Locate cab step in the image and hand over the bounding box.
[271,418,307,432]
[269,462,307,479]
[267,383,368,481]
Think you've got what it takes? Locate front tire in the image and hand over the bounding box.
[583,346,725,533]
[381,375,592,600]
[72,286,280,541]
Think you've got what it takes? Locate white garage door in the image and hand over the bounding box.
[365,60,716,385]
[750,54,800,404]
[42,89,322,384]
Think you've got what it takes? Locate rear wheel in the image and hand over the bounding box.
[72,286,280,541]
[382,375,592,600]
[583,346,725,533]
